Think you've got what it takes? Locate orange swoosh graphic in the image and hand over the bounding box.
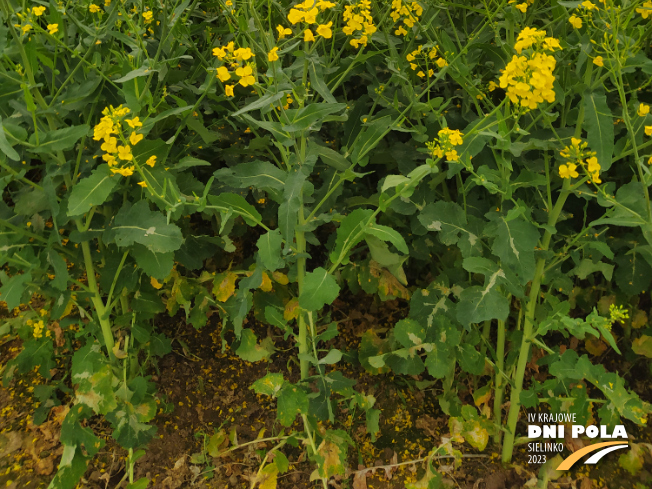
[556,441,628,470]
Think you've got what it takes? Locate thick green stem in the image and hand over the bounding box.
[296,194,309,380]
[493,318,505,445]
[501,179,570,462]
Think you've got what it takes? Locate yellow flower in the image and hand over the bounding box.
[268,47,279,62]
[436,57,447,68]
[303,7,319,24]
[582,1,597,10]
[32,6,46,16]
[216,66,231,82]
[395,26,408,36]
[559,163,578,179]
[143,11,154,24]
[129,132,144,145]
[105,0,111,5]
[137,181,148,188]
[445,149,459,162]
[102,154,117,166]
[593,56,604,67]
[235,65,255,86]
[47,24,59,35]
[287,9,304,24]
[225,84,235,97]
[569,15,582,28]
[304,29,315,42]
[213,46,227,59]
[146,155,157,167]
[316,22,333,39]
[515,3,527,13]
[21,24,32,34]
[89,4,101,13]
[638,103,650,117]
[586,156,600,173]
[233,47,254,61]
[126,117,143,129]
[111,166,134,177]
[645,125,652,136]
[101,137,118,153]
[117,145,133,161]
[277,25,292,39]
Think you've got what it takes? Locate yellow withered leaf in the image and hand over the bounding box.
[213,272,238,302]
[284,299,300,321]
[260,272,273,292]
[150,277,163,289]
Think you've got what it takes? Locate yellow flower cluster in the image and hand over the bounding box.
[426,128,464,162]
[343,0,376,49]
[94,106,155,181]
[286,0,335,42]
[638,103,650,117]
[637,1,652,18]
[143,11,154,24]
[212,42,256,96]
[559,137,601,183]
[498,28,561,110]
[406,45,447,79]
[390,0,423,36]
[26,319,50,339]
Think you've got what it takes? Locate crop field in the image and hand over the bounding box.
[1,0,652,488]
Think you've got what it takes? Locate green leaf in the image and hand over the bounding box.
[251,373,285,397]
[208,193,262,227]
[113,63,158,83]
[583,90,614,171]
[299,267,340,311]
[46,250,69,291]
[257,230,285,271]
[106,398,157,449]
[282,103,347,132]
[365,224,408,254]
[614,253,652,296]
[350,115,392,164]
[418,201,481,257]
[394,318,427,348]
[28,124,89,154]
[107,201,183,253]
[46,445,89,489]
[310,141,350,170]
[231,90,289,117]
[278,170,306,243]
[67,164,120,217]
[319,349,342,365]
[457,344,485,375]
[329,209,373,265]
[235,329,273,362]
[173,156,211,171]
[0,271,31,309]
[277,384,309,426]
[132,244,174,280]
[75,364,117,415]
[213,160,287,193]
[487,216,538,283]
[593,182,649,228]
[457,270,510,327]
[126,478,150,489]
[0,116,19,161]
[425,343,453,378]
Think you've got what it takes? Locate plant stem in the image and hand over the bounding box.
[493,318,505,445]
[501,179,570,463]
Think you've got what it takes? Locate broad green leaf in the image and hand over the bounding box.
[106,398,157,449]
[67,164,120,217]
[114,64,158,83]
[231,90,289,117]
[425,343,453,378]
[76,364,117,415]
[329,209,373,265]
[46,445,89,489]
[418,201,481,257]
[6,337,55,380]
[251,373,285,397]
[235,329,273,362]
[282,103,347,132]
[318,349,342,365]
[456,270,510,327]
[131,244,174,280]
[278,170,307,243]
[0,116,19,160]
[257,230,285,271]
[0,271,31,309]
[614,253,652,296]
[107,201,183,253]
[46,249,69,291]
[583,90,614,171]
[457,344,485,375]
[213,160,287,193]
[277,384,309,426]
[394,318,427,348]
[350,115,393,164]
[299,267,340,311]
[618,443,646,475]
[28,124,89,154]
[365,224,408,254]
[592,182,649,228]
[487,216,538,283]
[173,156,211,170]
[315,431,352,478]
[310,141,350,170]
[208,193,262,227]
[126,478,150,489]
